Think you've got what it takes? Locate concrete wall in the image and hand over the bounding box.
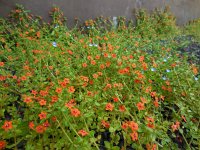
[0,0,200,27]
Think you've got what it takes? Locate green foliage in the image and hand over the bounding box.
[0,4,199,150]
[184,18,200,42]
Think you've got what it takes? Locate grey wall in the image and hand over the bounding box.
[0,0,200,27]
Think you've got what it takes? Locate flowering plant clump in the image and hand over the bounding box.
[0,5,199,150]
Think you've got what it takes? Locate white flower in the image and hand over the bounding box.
[166,69,171,73]
[194,77,198,81]
[162,76,167,80]
[151,68,156,72]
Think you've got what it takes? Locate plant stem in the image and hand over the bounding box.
[56,119,73,144]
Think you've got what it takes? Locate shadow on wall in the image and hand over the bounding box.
[0,0,200,27]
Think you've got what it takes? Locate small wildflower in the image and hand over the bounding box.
[78,129,88,136]
[52,42,57,47]
[36,125,46,134]
[38,112,47,120]
[151,68,156,72]
[130,131,138,141]
[166,69,171,73]
[105,103,114,111]
[0,140,6,149]
[137,102,145,110]
[70,108,81,117]
[2,121,13,131]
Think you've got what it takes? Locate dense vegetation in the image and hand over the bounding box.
[0,5,199,150]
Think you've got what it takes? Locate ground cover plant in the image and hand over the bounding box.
[0,5,200,150]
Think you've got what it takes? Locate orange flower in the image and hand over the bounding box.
[55,87,62,94]
[82,63,87,68]
[38,112,47,120]
[43,120,50,128]
[70,108,81,117]
[153,100,159,108]
[119,105,126,112]
[29,121,35,130]
[139,56,144,62]
[121,122,128,130]
[140,97,147,103]
[112,97,119,102]
[35,125,46,134]
[90,60,96,65]
[31,90,38,96]
[78,129,88,136]
[2,121,13,131]
[23,96,33,104]
[171,121,180,132]
[137,102,145,110]
[65,99,76,109]
[0,62,4,67]
[128,121,138,131]
[105,103,114,111]
[146,117,155,129]
[130,131,138,141]
[192,66,198,75]
[20,76,27,81]
[68,86,75,93]
[0,140,6,150]
[39,99,46,106]
[39,90,48,97]
[101,120,110,128]
[146,143,157,150]
[93,73,98,79]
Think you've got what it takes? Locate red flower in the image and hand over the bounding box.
[38,112,47,120]
[105,103,114,111]
[78,129,88,136]
[137,102,145,110]
[2,121,13,131]
[130,131,138,141]
[0,140,6,150]
[70,108,81,117]
[35,125,46,134]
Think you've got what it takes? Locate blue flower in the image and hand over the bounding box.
[54,24,59,28]
[89,43,93,47]
[163,58,167,62]
[52,42,57,47]
[151,68,156,72]
[89,43,98,47]
[166,69,171,73]
[194,77,198,81]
